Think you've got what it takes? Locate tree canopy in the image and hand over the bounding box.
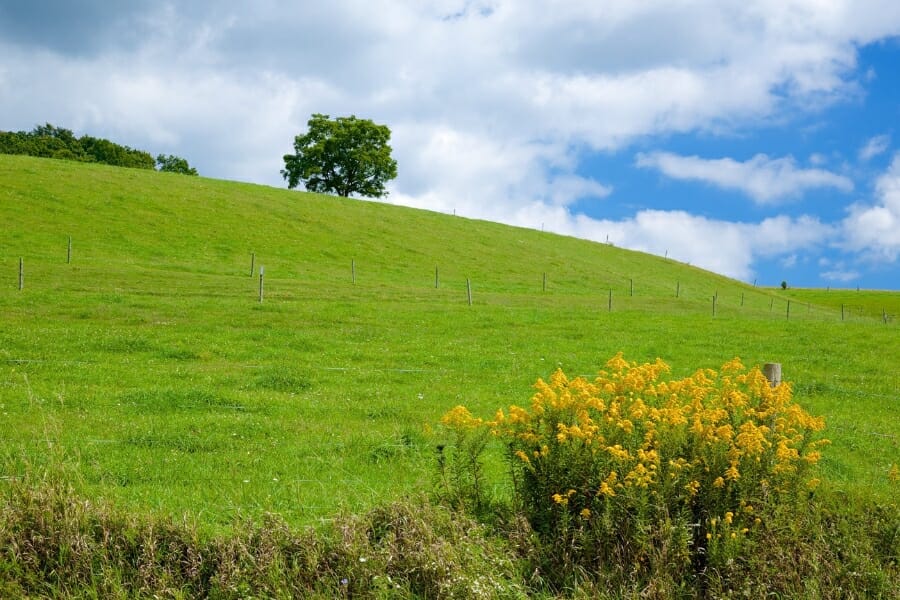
[0,124,199,175]
[281,114,398,198]
[0,124,155,169]
[156,154,198,176]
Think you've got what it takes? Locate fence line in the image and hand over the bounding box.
[7,253,896,324]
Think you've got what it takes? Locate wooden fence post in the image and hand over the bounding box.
[630,278,634,297]
[543,272,547,292]
[435,266,439,289]
[351,259,356,284]
[18,257,24,290]
[763,363,782,387]
[676,281,680,298]
[466,278,472,306]
[250,252,255,277]
[258,266,264,303]
[786,300,791,320]
[608,289,612,312]
[67,236,72,264]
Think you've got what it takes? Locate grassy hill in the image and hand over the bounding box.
[1,153,897,529]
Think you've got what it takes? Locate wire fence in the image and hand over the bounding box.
[4,251,897,326]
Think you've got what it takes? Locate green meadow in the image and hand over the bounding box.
[1,153,897,532]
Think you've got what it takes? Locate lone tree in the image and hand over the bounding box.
[281,114,397,197]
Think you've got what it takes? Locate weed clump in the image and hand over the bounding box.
[0,477,525,598]
[439,354,894,595]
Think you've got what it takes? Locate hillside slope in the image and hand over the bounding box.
[1,154,897,526]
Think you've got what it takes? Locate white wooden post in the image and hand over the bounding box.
[763,363,782,387]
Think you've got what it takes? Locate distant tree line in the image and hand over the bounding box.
[0,123,198,175]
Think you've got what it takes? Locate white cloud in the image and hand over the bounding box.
[2,1,900,284]
[578,211,832,281]
[387,124,603,212]
[635,152,853,203]
[5,0,900,187]
[841,152,900,262]
[822,269,860,282]
[858,134,891,161]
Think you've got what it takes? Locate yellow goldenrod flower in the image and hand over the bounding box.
[605,444,630,461]
[508,405,529,424]
[724,464,740,481]
[598,481,616,497]
[580,508,591,519]
[441,405,482,429]
[803,451,822,464]
[685,480,701,496]
[715,424,734,441]
[624,463,655,488]
[617,419,634,434]
[713,476,725,488]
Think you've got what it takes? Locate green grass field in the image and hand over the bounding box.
[1,154,897,531]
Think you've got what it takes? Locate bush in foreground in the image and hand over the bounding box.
[440,354,897,595]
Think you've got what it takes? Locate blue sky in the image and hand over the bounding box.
[1,1,899,289]
[570,41,900,287]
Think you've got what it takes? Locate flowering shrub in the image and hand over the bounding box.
[441,354,829,587]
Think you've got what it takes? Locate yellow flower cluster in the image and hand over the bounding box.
[443,353,829,537]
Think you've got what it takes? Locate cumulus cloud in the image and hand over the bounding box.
[4,0,900,187]
[822,269,861,282]
[2,0,900,283]
[841,152,900,262]
[635,152,854,204]
[858,134,891,161]
[423,202,830,282]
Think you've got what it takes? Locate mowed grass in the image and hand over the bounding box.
[1,154,897,529]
